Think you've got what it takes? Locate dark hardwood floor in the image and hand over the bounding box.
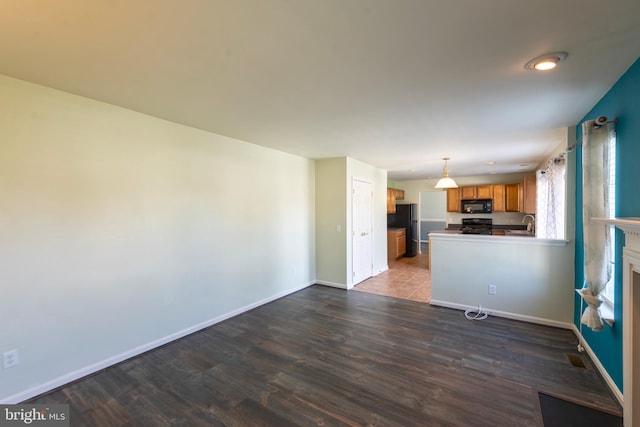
[29,285,621,426]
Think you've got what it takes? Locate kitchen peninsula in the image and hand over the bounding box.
[428,231,573,327]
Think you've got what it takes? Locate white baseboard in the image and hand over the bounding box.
[571,324,624,406]
[429,299,574,330]
[315,280,348,289]
[375,266,389,275]
[316,267,388,291]
[1,281,315,404]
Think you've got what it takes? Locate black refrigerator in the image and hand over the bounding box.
[387,204,418,257]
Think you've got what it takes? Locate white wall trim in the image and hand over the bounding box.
[315,280,348,289]
[572,324,624,406]
[429,299,574,330]
[428,233,569,247]
[1,281,314,404]
[375,266,389,275]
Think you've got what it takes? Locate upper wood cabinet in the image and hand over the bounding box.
[492,185,506,212]
[459,185,493,200]
[476,185,493,199]
[444,179,535,214]
[386,188,405,214]
[522,174,536,214]
[446,188,460,212]
[505,183,521,212]
[460,186,476,199]
[387,188,396,214]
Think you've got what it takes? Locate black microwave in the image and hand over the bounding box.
[461,199,493,214]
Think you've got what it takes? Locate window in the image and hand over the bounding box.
[536,158,566,240]
[580,119,616,330]
[602,132,616,305]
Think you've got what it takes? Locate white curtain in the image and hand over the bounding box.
[536,159,565,239]
[579,120,614,332]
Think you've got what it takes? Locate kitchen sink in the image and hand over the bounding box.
[505,229,535,237]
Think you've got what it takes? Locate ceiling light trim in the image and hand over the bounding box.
[525,52,568,71]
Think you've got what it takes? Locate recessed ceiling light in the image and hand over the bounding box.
[485,161,496,165]
[525,52,568,71]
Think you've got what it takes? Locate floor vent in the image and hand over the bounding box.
[566,353,587,369]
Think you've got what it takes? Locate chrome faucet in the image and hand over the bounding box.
[522,214,535,233]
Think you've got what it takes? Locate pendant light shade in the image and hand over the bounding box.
[434,157,458,189]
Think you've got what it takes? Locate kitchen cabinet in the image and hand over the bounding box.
[522,174,536,214]
[505,183,521,212]
[446,188,460,212]
[386,188,405,214]
[387,189,396,213]
[387,228,406,260]
[458,185,493,200]
[446,181,531,213]
[448,185,493,212]
[492,185,505,212]
[476,185,493,199]
[460,186,477,199]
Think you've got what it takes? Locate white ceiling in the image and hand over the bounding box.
[1,1,639,180]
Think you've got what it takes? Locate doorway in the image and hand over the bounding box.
[354,254,431,302]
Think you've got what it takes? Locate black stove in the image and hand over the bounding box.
[461,218,493,235]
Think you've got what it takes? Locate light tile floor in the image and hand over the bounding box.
[354,253,431,303]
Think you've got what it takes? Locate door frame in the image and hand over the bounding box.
[351,177,374,288]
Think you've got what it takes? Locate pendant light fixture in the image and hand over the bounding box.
[434,157,458,189]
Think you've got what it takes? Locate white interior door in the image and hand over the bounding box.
[352,179,373,285]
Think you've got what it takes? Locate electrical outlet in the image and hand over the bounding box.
[488,284,497,295]
[3,349,19,369]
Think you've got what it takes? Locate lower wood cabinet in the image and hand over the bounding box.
[387,228,406,260]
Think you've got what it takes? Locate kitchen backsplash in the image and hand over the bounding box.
[447,211,529,225]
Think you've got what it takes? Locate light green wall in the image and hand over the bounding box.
[430,235,574,325]
[315,158,348,286]
[315,157,388,288]
[0,74,316,402]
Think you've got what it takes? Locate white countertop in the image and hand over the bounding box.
[428,231,569,246]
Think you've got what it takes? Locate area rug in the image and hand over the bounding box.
[538,392,623,427]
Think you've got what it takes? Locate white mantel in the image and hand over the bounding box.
[592,217,640,427]
[592,217,640,251]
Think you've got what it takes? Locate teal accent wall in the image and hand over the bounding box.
[574,57,640,392]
